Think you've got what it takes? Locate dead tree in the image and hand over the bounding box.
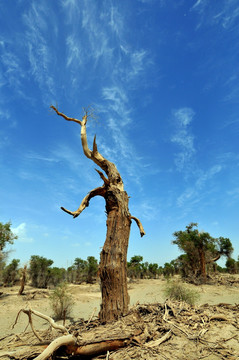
[18,264,27,295]
[51,106,145,322]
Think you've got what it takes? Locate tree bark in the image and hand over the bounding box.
[99,191,131,322]
[51,105,145,322]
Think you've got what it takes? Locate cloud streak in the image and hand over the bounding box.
[171,107,195,172]
[22,1,57,102]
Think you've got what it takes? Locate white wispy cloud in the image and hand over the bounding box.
[176,164,223,208]
[102,86,131,126]
[66,34,82,68]
[0,47,25,96]
[60,0,152,187]
[61,0,81,24]
[195,165,222,189]
[22,1,56,102]
[26,151,60,163]
[171,107,195,171]
[192,0,239,30]
[12,223,34,243]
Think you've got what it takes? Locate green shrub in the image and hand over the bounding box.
[50,283,74,320]
[164,281,200,305]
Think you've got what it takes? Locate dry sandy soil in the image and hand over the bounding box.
[1,276,239,337]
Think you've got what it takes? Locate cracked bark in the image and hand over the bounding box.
[51,105,145,322]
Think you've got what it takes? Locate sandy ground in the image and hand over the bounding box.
[1,277,239,338]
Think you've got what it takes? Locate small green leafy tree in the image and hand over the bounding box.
[50,282,74,320]
[29,255,53,288]
[0,221,18,282]
[173,223,233,282]
[3,259,20,286]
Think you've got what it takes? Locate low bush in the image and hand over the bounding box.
[164,281,200,305]
[50,282,74,320]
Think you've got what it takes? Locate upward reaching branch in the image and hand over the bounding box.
[51,105,105,168]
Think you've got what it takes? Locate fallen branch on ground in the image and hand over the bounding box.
[12,308,69,339]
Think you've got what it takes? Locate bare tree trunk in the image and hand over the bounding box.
[99,192,131,322]
[51,106,145,322]
[18,265,27,295]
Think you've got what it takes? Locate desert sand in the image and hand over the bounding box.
[1,276,239,338]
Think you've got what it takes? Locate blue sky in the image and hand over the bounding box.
[1,0,239,268]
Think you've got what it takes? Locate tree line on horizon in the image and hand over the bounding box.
[0,221,238,289]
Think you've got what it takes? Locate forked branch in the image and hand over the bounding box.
[51,105,105,168]
[12,308,69,336]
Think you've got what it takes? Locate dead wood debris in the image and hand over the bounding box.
[0,301,238,359]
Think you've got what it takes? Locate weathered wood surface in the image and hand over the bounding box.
[0,301,239,359]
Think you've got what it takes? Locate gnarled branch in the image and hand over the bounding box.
[130,216,146,237]
[61,186,106,218]
[34,334,76,360]
[51,105,105,167]
[207,254,221,264]
[12,308,68,336]
[50,105,82,125]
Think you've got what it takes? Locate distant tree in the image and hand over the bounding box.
[66,265,75,283]
[29,255,53,288]
[74,258,88,283]
[0,221,18,252]
[163,262,175,278]
[18,265,27,295]
[127,255,144,279]
[142,262,149,278]
[225,258,238,274]
[0,221,18,281]
[173,223,233,282]
[3,259,20,286]
[169,259,180,275]
[49,267,66,287]
[148,263,159,278]
[86,256,98,283]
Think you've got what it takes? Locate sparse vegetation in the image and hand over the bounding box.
[164,280,200,305]
[50,282,74,320]
[29,255,53,288]
[0,221,18,283]
[3,259,20,286]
